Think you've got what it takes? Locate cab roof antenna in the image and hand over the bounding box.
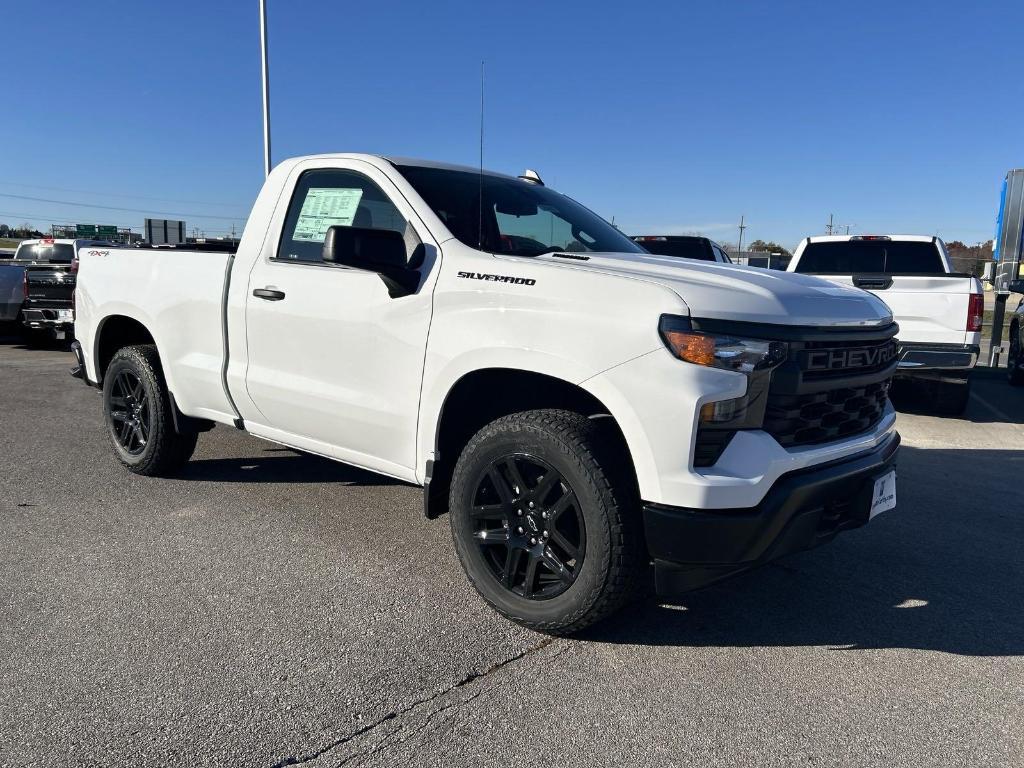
[477,60,484,249]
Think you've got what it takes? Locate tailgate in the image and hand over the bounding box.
[25,267,76,305]
[815,275,974,344]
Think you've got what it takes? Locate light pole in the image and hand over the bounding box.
[259,0,272,178]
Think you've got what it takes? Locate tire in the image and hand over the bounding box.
[449,409,644,635]
[1008,325,1024,386]
[102,344,198,476]
[931,376,971,416]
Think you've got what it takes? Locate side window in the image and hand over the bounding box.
[277,169,407,262]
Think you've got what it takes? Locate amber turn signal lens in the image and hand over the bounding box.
[663,331,716,366]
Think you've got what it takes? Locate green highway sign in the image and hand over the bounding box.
[96,225,118,236]
[75,224,97,237]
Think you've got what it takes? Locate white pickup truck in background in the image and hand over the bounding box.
[788,235,983,414]
[71,154,902,634]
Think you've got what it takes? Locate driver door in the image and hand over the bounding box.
[241,162,437,480]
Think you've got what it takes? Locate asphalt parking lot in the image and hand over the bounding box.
[1,337,1021,767]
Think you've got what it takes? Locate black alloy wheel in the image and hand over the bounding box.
[450,409,644,635]
[469,453,586,600]
[101,345,198,476]
[108,370,150,455]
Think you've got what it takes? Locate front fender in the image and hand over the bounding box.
[580,349,747,504]
[416,346,622,482]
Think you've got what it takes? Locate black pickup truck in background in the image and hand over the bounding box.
[21,262,76,346]
[632,234,734,263]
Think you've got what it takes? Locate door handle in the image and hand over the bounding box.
[253,288,286,301]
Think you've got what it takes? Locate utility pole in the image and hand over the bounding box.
[259,0,272,178]
[826,213,834,235]
[737,215,746,257]
[845,225,850,235]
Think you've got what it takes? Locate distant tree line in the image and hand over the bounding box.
[945,240,993,276]
[747,239,792,257]
[717,239,793,258]
[0,223,45,239]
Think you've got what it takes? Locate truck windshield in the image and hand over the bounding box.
[15,243,75,263]
[794,240,945,274]
[395,164,644,257]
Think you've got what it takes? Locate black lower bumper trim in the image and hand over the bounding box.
[646,431,900,594]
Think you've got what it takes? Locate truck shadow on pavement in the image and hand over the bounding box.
[180,448,401,486]
[890,366,1024,424]
[582,446,1024,657]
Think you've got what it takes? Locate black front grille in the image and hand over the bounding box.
[764,379,890,447]
[761,330,897,449]
[799,338,898,382]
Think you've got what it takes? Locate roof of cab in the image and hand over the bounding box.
[277,152,519,180]
[19,238,77,246]
[803,234,939,243]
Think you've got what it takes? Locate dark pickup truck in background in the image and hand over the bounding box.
[21,262,77,346]
[632,234,733,263]
[0,238,115,345]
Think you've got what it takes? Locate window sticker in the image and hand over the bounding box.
[292,187,364,242]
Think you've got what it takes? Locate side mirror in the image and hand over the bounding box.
[322,225,407,271]
[322,225,420,297]
[1008,279,1024,295]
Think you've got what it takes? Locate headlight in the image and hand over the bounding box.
[658,315,788,459]
[658,315,787,372]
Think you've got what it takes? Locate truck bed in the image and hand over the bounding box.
[75,245,237,423]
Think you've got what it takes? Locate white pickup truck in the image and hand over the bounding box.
[72,154,900,634]
[789,235,983,414]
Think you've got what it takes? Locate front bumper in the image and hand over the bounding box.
[645,430,900,594]
[897,342,978,372]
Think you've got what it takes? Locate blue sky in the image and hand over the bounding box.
[3,0,1021,248]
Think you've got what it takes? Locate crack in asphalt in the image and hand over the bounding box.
[268,636,558,768]
[334,687,491,768]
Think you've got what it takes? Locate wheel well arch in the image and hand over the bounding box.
[424,367,637,518]
[94,315,156,383]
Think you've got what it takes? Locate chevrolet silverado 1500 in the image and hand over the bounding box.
[789,235,983,414]
[72,154,901,633]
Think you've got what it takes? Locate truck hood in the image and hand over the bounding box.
[536,251,894,327]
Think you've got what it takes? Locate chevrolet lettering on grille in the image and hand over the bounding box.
[803,342,897,372]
